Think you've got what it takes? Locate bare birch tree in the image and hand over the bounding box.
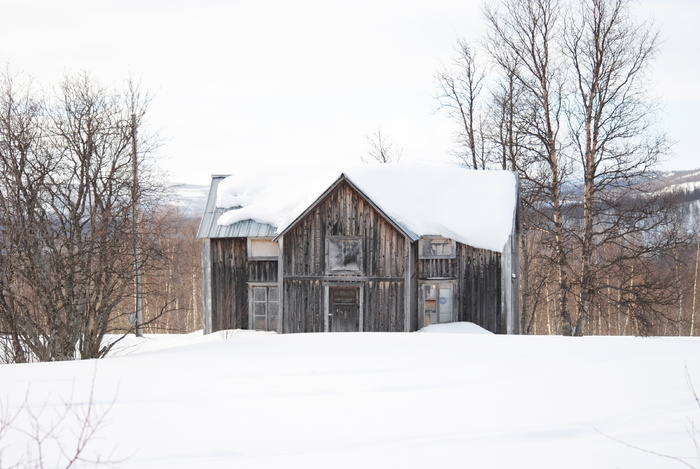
[484,0,577,334]
[363,127,402,164]
[0,71,163,361]
[434,0,687,335]
[436,39,488,169]
[562,0,679,333]
[488,55,526,172]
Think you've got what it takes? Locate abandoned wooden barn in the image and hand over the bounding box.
[197,164,520,334]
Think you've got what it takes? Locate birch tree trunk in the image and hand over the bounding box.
[692,238,700,336]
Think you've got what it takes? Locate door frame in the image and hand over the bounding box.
[247,282,280,332]
[324,282,364,332]
[418,279,458,327]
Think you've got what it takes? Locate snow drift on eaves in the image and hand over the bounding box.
[216,163,518,252]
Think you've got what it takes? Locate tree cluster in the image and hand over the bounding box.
[437,0,695,335]
[0,71,175,362]
[138,207,203,335]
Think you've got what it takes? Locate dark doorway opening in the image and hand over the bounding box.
[328,286,361,332]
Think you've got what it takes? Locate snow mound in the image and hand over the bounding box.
[418,321,494,335]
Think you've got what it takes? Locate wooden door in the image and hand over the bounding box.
[329,286,360,332]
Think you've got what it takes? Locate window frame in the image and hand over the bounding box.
[248,283,279,332]
[418,280,457,327]
[247,238,278,260]
[418,236,457,260]
[323,282,364,332]
[325,236,363,275]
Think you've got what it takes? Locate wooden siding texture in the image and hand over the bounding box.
[417,243,503,333]
[210,238,248,330]
[210,238,278,331]
[282,181,407,333]
[363,280,405,332]
[283,181,406,278]
[248,260,278,283]
[283,279,325,332]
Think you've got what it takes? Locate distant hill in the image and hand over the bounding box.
[167,183,208,218]
[655,168,700,204]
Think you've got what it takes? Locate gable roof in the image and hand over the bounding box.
[274,173,417,242]
[208,163,518,252]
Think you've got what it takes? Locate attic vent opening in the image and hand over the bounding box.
[418,237,456,259]
[326,236,362,275]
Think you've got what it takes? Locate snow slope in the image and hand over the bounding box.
[1,327,699,469]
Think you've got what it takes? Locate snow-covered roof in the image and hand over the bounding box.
[197,175,277,239]
[215,163,518,252]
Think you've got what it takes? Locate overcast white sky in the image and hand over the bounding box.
[1,0,697,185]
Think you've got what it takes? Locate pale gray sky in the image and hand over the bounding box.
[1,0,697,185]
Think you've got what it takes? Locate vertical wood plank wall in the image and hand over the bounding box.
[201,238,213,334]
[417,244,503,334]
[282,181,407,333]
[209,238,277,331]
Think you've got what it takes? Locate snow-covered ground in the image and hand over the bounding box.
[1,324,699,468]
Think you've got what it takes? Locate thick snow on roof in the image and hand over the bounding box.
[216,163,517,252]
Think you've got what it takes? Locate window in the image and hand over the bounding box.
[418,237,456,259]
[249,285,279,331]
[247,238,278,260]
[420,282,455,326]
[326,236,362,274]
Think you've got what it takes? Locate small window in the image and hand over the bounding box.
[418,237,456,259]
[249,285,279,331]
[248,238,278,259]
[326,236,362,274]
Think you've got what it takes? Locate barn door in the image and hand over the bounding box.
[328,286,360,332]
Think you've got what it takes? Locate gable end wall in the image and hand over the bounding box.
[281,180,408,333]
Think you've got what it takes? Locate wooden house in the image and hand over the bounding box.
[197,164,519,335]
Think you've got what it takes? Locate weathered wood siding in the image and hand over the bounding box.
[283,181,406,277]
[201,238,213,334]
[408,242,419,332]
[209,238,278,331]
[283,279,325,332]
[282,180,407,333]
[248,260,278,283]
[363,280,405,332]
[417,243,503,333]
[210,238,248,330]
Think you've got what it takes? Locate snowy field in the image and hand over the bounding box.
[1,324,699,469]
